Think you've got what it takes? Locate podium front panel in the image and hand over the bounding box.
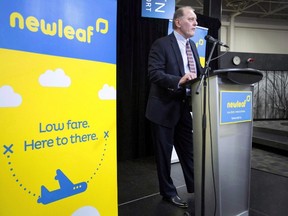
[191,75,253,216]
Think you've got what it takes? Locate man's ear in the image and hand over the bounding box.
[175,19,181,28]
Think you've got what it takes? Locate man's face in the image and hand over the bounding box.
[176,9,198,39]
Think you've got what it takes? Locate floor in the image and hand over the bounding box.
[117,121,288,216]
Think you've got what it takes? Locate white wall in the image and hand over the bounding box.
[221,16,288,54]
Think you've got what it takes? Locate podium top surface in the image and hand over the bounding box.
[213,68,263,85]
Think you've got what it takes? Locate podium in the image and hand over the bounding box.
[191,68,263,216]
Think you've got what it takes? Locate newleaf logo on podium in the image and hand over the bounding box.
[220,91,253,124]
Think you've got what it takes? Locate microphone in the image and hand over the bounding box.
[205,35,229,48]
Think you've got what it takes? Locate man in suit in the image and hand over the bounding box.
[146,6,203,208]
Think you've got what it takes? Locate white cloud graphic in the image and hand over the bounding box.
[72,206,100,216]
[98,84,116,100]
[39,68,71,87]
[0,85,22,107]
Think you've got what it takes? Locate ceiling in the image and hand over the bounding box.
[176,0,288,21]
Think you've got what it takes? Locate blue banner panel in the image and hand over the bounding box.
[0,0,117,64]
[191,26,208,60]
[220,91,253,124]
[142,0,175,19]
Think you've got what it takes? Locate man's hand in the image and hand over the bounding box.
[179,72,197,86]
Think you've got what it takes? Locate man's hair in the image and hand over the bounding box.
[172,6,194,30]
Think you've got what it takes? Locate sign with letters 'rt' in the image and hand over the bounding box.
[220,91,253,125]
[141,0,175,19]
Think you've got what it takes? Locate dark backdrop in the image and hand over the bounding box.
[117,0,221,161]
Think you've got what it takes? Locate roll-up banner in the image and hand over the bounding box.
[0,0,117,215]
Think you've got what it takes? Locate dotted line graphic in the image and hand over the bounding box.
[86,141,108,184]
[6,154,39,198]
[4,130,110,200]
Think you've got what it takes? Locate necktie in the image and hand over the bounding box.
[186,40,196,75]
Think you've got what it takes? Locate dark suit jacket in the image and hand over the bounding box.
[146,33,203,128]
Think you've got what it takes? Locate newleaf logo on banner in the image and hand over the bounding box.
[141,0,175,19]
[0,0,116,64]
[168,20,208,67]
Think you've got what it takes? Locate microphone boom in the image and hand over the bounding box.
[205,35,229,48]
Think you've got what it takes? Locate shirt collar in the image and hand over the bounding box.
[174,31,189,44]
